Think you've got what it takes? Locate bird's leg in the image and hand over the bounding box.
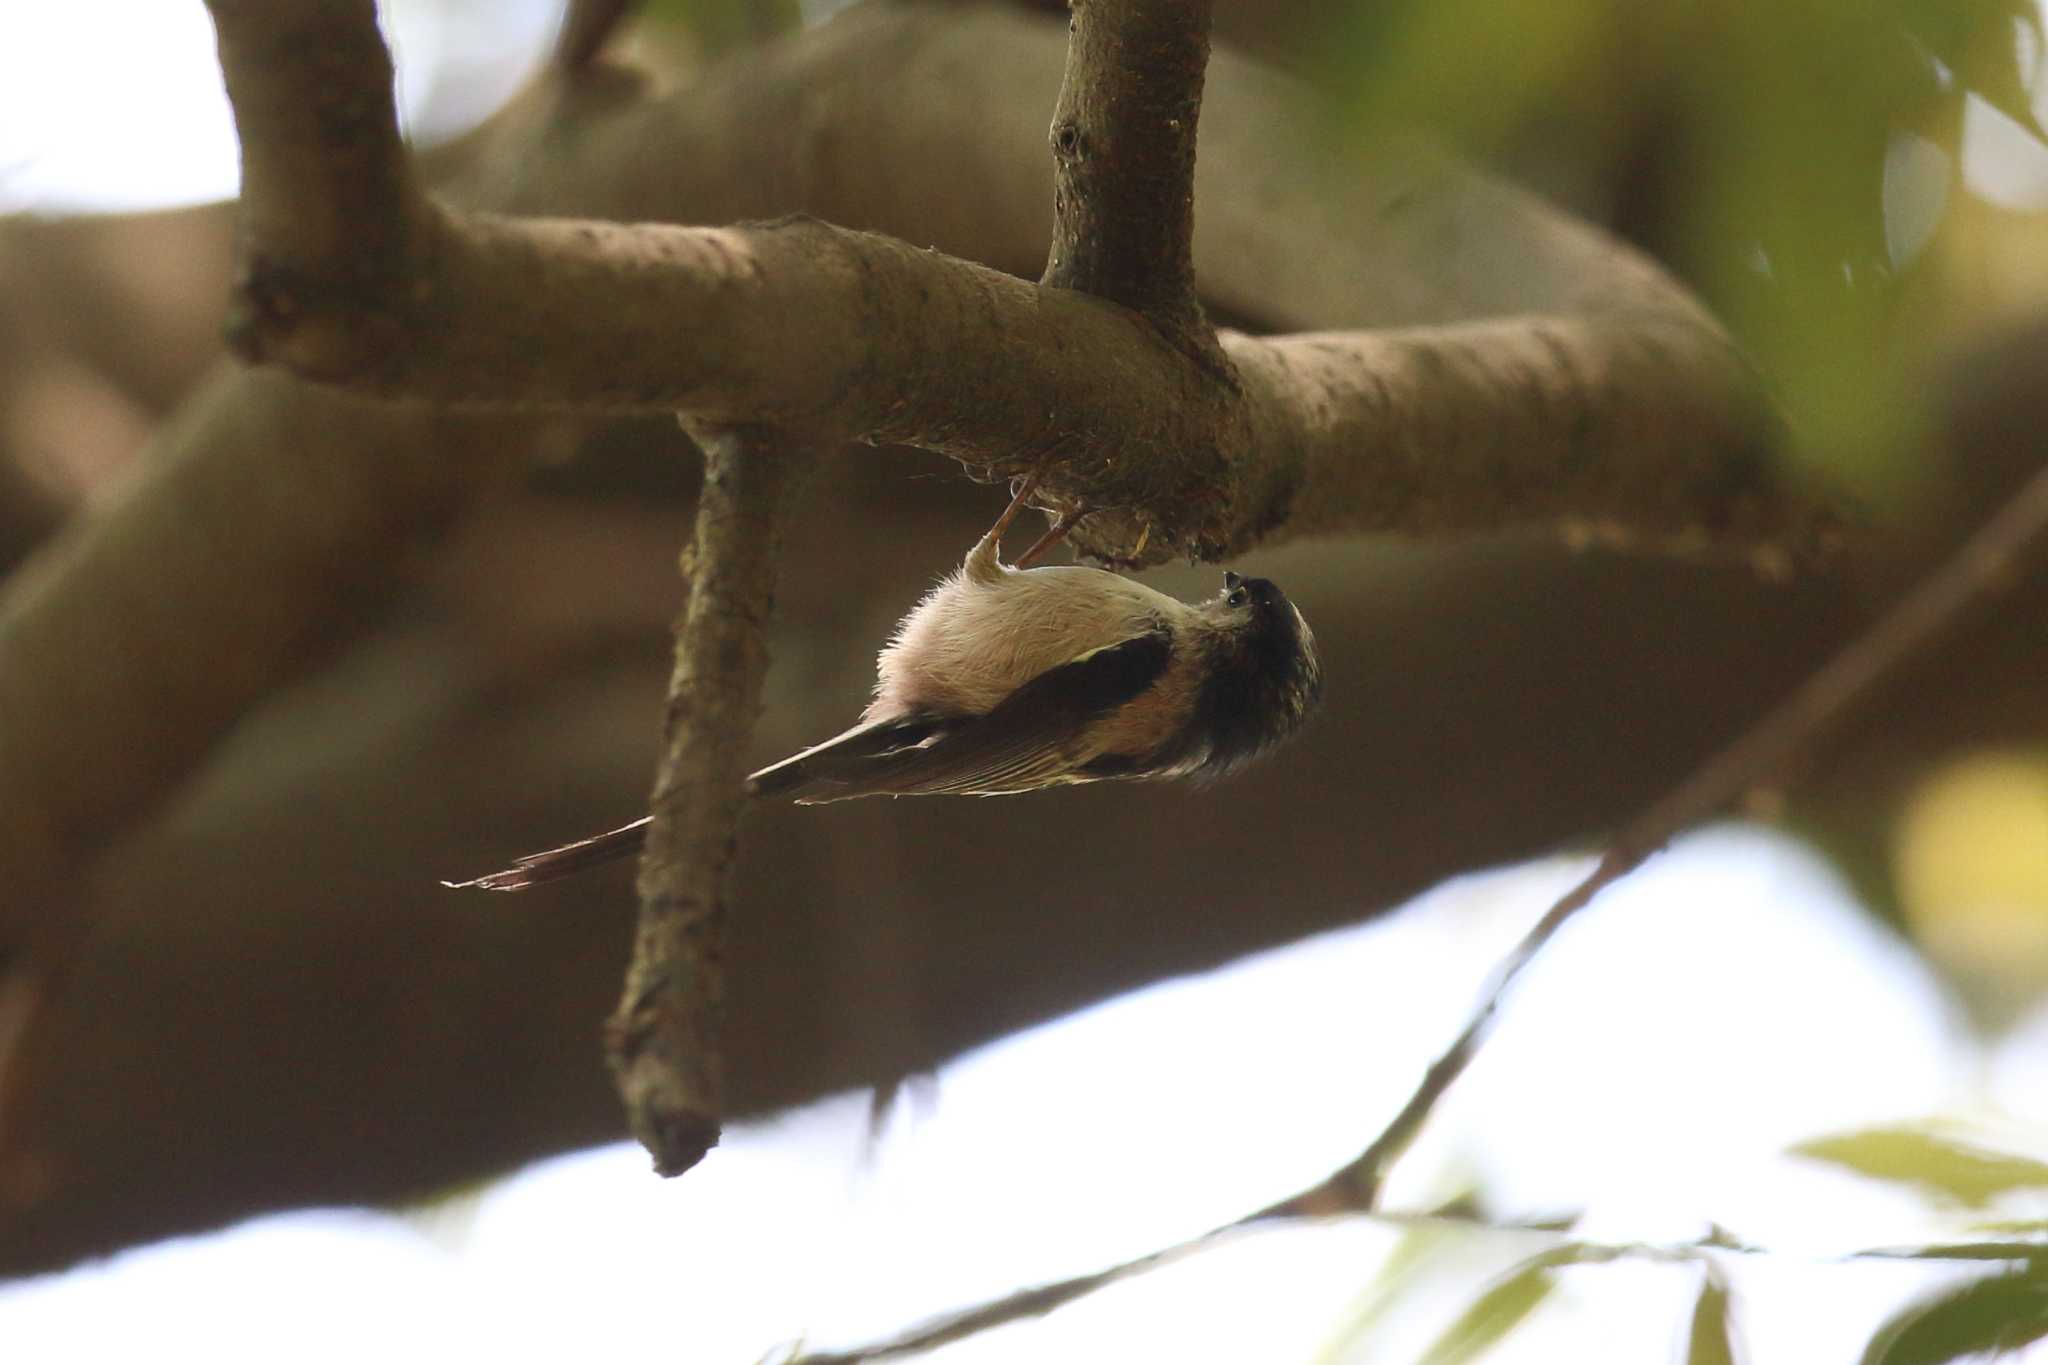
[983,469,1043,549]
[1015,511,1082,568]
[964,470,1044,580]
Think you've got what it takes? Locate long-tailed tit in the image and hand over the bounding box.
[449,482,1322,890]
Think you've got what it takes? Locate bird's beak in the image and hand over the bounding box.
[1223,570,1242,590]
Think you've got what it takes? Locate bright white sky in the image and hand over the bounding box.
[0,0,560,212]
[8,4,2048,1360]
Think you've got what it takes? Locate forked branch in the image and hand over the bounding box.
[200,0,1826,569]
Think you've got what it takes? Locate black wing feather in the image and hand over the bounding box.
[745,712,952,801]
[791,628,1171,802]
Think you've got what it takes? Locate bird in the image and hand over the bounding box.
[447,479,1323,891]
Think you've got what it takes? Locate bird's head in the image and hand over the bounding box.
[1191,569,1323,775]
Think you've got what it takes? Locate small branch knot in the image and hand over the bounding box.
[638,1104,720,1178]
[225,256,411,382]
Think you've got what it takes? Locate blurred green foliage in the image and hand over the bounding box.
[1415,1243,1612,1363]
[1316,1219,1465,1360]
[1315,1119,2048,1360]
[1687,1272,1741,1365]
[1861,1270,2048,1364]
[1315,0,2048,495]
[1793,1124,2048,1207]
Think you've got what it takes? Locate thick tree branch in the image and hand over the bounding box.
[205,0,424,378]
[1043,0,1217,359]
[609,425,809,1175]
[220,201,1815,563]
[203,1,1822,567]
[488,5,1726,342]
[0,372,529,933]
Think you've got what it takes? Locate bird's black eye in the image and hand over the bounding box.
[1227,588,1248,608]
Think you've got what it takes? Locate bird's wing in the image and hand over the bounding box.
[786,628,1173,802]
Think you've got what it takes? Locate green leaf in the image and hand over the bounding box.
[1791,1127,2048,1207]
[1315,1220,1464,1364]
[1972,1219,2048,1236]
[1688,1272,1741,1365]
[1417,1245,1603,1365]
[1862,1271,2048,1365]
[1861,1242,2048,1264]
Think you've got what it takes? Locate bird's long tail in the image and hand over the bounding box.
[440,816,652,892]
[446,714,947,891]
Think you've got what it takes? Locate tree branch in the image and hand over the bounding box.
[1043,0,1217,359]
[608,424,809,1175]
[0,372,530,935]
[204,0,424,379]
[797,1201,2015,1365]
[202,1,1823,568]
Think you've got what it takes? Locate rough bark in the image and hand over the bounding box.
[1043,0,1217,357]
[610,425,809,1174]
[203,0,1819,568]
